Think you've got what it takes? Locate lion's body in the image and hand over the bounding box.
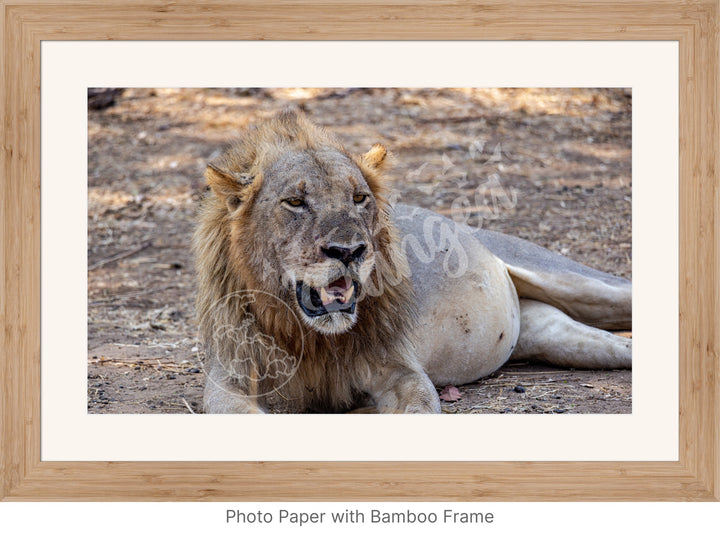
[394,204,631,388]
[194,111,631,414]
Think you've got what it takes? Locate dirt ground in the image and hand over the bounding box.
[87,87,631,414]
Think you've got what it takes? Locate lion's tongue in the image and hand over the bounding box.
[318,277,353,306]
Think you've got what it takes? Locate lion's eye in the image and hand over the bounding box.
[284,198,306,208]
[353,194,368,204]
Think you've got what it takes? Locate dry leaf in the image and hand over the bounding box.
[439,385,462,402]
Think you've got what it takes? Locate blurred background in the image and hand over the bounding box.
[87,88,631,414]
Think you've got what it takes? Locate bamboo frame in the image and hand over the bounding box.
[1,0,718,501]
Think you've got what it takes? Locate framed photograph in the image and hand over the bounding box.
[1,1,718,501]
[83,85,635,419]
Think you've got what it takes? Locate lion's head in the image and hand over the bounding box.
[194,110,403,337]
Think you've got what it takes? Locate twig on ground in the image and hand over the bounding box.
[181,398,196,414]
[89,240,153,271]
[89,284,179,305]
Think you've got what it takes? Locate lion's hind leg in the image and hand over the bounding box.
[474,228,631,331]
[512,299,631,369]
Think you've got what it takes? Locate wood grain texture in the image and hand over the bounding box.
[1,0,718,501]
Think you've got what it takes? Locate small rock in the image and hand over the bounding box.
[87,88,123,110]
[513,385,526,393]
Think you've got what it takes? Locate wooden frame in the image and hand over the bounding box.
[1,0,718,501]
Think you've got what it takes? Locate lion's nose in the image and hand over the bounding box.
[321,243,367,266]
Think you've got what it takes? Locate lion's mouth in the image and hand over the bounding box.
[295,276,358,317]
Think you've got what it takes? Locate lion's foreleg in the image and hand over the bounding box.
[363,365,441,413]
[511,299,631,369]
[203,361,266,414]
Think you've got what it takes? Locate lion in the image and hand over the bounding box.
[193,110,631,413]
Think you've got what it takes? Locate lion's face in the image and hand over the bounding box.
[202,111,390,337]
[249,147,381,335]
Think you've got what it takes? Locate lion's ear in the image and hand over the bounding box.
[361,143,388,171]
[205,163,253,212]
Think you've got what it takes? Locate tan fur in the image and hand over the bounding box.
[193,110,439,413]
